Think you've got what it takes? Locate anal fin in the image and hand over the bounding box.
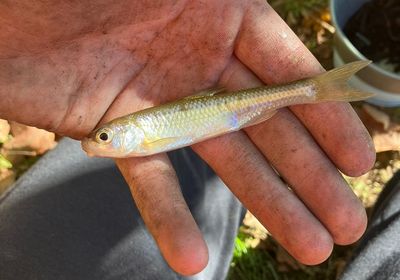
[244,110,277,128]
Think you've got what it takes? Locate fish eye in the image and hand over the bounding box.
[99,132,108,141]
[95,128,113,144]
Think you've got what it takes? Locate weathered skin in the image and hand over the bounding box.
[0,0,375,275]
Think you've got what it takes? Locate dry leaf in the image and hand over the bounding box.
[0,168,15,195]
[362,104,391,131]
[355,105,400,152]
[372,132,400,153]
[242,211,268,241]
[3,122,56,155]
[0,119,10,143]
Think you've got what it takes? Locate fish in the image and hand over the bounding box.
[81,60,373,158]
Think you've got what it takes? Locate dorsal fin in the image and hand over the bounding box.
[184,87,227,100]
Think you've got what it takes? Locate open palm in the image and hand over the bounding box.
[0,0,375,275]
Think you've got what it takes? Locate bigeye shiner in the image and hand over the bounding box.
[81,61,373,158]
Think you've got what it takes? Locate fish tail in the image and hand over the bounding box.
[314,60,374,102]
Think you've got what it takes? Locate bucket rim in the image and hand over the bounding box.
[330,0,400,80]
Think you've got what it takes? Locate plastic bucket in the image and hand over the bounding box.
[330,0,400,107]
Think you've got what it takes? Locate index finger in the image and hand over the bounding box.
[235,0,375,176]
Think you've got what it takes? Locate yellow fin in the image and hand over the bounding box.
[314,60,374,102]
[184,87,227,100]
[244,110,277,128]
[144,137,178,149]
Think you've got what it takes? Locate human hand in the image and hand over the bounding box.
[0,0,375,275]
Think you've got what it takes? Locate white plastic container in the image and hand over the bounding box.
[330,0,400,107]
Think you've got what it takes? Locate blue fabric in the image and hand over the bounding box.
[341,171,400,280]
[3,137,399,280]
[0,138,243,280]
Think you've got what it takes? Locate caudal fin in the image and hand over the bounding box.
[314,61,374,102]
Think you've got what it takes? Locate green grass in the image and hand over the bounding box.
[270,0,328,22]
[229,232,280,280]
[228,228,353,280]
[0,154,12,169]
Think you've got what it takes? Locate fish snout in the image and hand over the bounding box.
[81,137,95,157]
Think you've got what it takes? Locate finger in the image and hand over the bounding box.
[104,96,208,275]
[195,58,334,263]
[116,155,208,275]
[246,110,367,244]
[292,103,375,177]
[235,0,375,176]
[193,132,333,265]
[221,58,367,245]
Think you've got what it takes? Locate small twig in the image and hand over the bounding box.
[313,16,336,33]
[5,150,37,156]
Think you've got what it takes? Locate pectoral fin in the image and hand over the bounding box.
[143,137,180,149]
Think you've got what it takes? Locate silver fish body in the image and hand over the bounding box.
[81,61,372,158]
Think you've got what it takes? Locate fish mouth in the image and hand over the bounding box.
[81,137,119,158]
[81,137,93,156]
[81,137,95,157]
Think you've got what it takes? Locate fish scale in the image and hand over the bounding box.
[137,81,315,144]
